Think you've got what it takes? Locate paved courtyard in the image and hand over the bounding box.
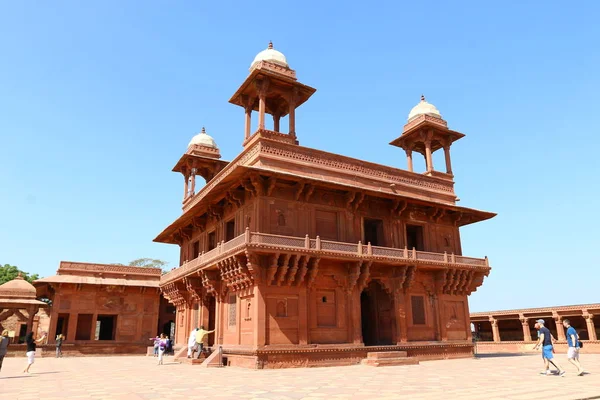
[1,353,599,400]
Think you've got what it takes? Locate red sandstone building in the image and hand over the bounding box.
[471,303,600,354]
[31,261,167,355]
[155,43,496,368]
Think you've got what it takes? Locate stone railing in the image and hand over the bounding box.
[161,229,489,284]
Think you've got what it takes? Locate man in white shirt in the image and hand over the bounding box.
[187,328,198,358]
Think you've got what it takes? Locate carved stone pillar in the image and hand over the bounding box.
[584,313,596,341]
[253,284,266,347]
[554,315,566,341]
[183,172,189,200]
[273,113,280,133]
[405,149,413,172]
[490,317,500,342]
[190,171,196,196]
[244,106,252,140]
[425,140,433,172]
[256,80,269,130]
[443,145,453,174]
[394,290,408,343]
[288,88,297,139]
[520,316,532,341]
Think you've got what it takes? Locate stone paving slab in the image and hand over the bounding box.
[1,353,599,400]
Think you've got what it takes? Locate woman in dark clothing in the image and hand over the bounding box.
[23,332,46,374]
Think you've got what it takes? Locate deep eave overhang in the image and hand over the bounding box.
[154,164,495,245]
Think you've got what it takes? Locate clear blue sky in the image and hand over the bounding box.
[1,2,598,312]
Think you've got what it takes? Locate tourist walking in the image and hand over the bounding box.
[187,327,198,358]
[23,331,47,374]
[0,329,10,373]
[55,334,64,358]
[194,325,215,359]
[157,334,168,365]
[563,319,584,376]
[533,319,565,376]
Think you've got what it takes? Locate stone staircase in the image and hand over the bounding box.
[175,347,223,367]
[361,351,419,367]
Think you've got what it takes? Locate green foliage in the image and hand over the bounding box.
[0,264,40,285]
[128,258,168,270]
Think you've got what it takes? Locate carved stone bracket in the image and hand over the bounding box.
[356,261,372,292]
[200,270,220,301]
[183,276,204,304]
[217,254,255,293]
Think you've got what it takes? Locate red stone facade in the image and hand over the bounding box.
[155,44,496,368]
[471,303,600,354]
[32,261,162,355]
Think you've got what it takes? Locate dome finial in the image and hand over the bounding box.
[201,127,206,134]
[268,41,273,49]
[421,94,426,102]
[16,272,24,280]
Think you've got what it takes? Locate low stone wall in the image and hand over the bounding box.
[474,340,600,354]
[222,342,474,369]
[3,343,149,358]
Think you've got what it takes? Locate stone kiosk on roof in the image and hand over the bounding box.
[155,43,496,368]
[0,274,47,343]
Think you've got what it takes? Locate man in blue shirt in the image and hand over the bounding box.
[563,319,584,376]
[533,319,565,376]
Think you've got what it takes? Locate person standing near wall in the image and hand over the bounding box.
[194,325,215,359]
[55,334,64,358]
[0,330,10,373]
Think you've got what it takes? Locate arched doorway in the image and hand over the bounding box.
[361,280,395,346]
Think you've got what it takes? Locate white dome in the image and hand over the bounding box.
[188,127,218,149]
[250,42,289,69]
[408,95,442,121]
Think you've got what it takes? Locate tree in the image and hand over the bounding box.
[0,264,40,285]
[128,258,169,270]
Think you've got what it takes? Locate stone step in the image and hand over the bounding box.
[361,357,419,367]
[366,351,408,359]
[179,357,206,365]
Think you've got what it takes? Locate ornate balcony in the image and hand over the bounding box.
[160,229,489,286]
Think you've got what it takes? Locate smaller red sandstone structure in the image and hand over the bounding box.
[0,274,47,343]
[32,262,164,355]
[471,303,600,354]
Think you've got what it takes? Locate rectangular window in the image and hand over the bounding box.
[406,225,425,251]
[225,219,236,242]
[208,231,216,251]
[228,294,237,327]
[192,241,200,259]
[363,218,384,247]
[75,314,94,340]
[316,210,338,241]
[95,315,117,340]
[411,296,426,325]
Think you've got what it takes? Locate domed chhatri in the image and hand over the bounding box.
[250,41,289,69]
[0,273,37,299]
[407,95,443,121]
[188,127,218,149]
